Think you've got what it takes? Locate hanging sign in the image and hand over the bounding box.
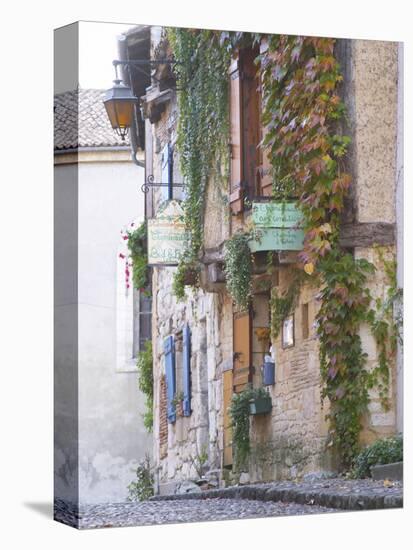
[252,202,303,228]
[250,202,304,252]
[148,200,190,265]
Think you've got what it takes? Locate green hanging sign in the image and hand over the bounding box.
[249,228,304,252]
[250,202,304,252]
[252,202,303,228]
[147,200,190,265]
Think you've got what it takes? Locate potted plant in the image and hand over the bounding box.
[249,387,272,415]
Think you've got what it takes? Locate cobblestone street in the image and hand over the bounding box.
[54,478,402,529]
[55,498,337,529]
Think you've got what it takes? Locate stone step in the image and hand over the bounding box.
[151,478,403,511]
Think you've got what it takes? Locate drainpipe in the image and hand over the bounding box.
[117,34,145,168]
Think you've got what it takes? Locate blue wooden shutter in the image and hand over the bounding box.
[182,325,192,416]
[164,335,176,423]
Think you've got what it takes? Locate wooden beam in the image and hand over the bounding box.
[200,244,225,265]
[339,222,395,248]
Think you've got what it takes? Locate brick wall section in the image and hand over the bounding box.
[159,375,168,460]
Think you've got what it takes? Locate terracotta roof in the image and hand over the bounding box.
[54,88,130,150]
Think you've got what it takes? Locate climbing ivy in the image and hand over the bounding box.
[167,28,231,299]
[229,386,268,469]
[366,247,403,410]
[136,340,154,432]
[316,251,375,465]
[223,231,253,311]
[127,221,149,291]
[270,269,303,339]
[259,35,401,467]
[260,35,350,268]
[165,30,401,467]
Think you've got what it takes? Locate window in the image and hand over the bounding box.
[116,220,152,372]
[164,326,192,423]
[229,45,271,215]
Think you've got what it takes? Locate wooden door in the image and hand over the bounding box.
[222,309,252,467]
[233,310,252,392]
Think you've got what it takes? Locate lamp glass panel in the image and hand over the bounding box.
[104,100,135,129]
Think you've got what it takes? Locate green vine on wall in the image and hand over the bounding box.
[229,386,268,469]
[270,269,303,339]
[136,341,154,432]
[367,248,403,409]
[126,221,149,291]
[223,231,253,311]
[165,29,402,467]
[259,35,401,467]
[167,28,231,299]
[316,251,375,464]
[260,35,350,269]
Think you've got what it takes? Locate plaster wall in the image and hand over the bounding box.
[350,40,398,224]
[54,162,79,504]
[55,154,153,505]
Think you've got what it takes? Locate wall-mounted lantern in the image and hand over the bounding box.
[103,79,139,141]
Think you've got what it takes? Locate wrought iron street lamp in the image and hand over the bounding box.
[103,78,138,141]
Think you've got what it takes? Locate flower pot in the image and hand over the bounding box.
[183,268,198,286]
[249,396,272,415]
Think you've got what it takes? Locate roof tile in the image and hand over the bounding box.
[54,88,131,150]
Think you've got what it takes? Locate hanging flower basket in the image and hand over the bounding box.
[182,267,199,286]
[249,395,272,415]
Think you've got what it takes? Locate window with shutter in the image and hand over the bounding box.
[182,324,192,416]
[164,335,176,423]
[241,46,261,202]
[138,291,152,351]
[229,47,262,214]
[229,57,243,215]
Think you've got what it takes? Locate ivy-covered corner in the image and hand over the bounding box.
[165,29,402,469]
[136,340,154,432]
[259,35,402,468]
[166,28,231,301]
[126,221,150,292]
[229,386,270,471]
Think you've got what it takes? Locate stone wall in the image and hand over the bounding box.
[151,264,233,490]
[247,39,400,480]
[349,38,399,442]
[249,273,333,481]
[149,34,401,490]
[148,33,234,488]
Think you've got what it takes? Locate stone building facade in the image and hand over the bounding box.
[122,26,403,493]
